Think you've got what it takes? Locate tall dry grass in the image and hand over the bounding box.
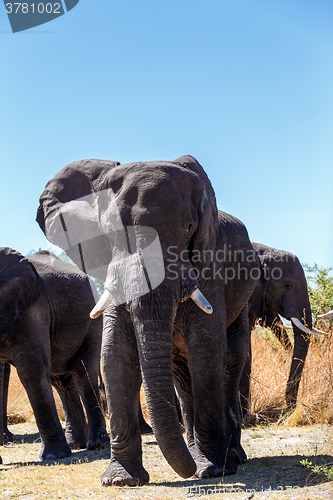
[250,319,333,426]
[6,319,333,428]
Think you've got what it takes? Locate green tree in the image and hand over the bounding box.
[303,263,333,317]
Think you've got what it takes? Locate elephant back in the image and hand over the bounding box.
[0,247,40,336]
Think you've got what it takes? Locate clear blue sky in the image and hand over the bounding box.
[1,0,332,267]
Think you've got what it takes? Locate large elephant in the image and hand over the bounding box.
[0,248,109,462]
[36,155,259,485]
[239,242,326,416]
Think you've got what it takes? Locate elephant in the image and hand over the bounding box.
[239,242,327,417]
[0,248,109,463]
[36,155,260,485]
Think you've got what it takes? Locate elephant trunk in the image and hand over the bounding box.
[285,304,312,408]
[130,290,196,479]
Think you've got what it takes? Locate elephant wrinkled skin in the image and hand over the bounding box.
[0,248,109,463]
[37,155,260,485]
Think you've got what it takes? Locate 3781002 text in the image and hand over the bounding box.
[5,3,61,14]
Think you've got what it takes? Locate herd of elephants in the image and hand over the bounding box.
[0,155,332,486]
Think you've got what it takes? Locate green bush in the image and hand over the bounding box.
[303,263,333,317]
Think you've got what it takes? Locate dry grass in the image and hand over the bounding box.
[250,320,333,426]
[1,421,332,499]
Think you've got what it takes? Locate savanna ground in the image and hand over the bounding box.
[1,322,333,500]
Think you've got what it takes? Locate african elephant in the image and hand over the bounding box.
[239,242,326,416]
[36,155,259,485]
[0,248,109,462]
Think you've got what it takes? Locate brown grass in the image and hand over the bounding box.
[250,320,333,426]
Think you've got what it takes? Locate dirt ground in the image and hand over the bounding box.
[1,421,333,499]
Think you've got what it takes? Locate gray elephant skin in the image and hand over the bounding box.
[37,155,260,485]
[240,242,317,416]
[0,248,109,463]
[0,362,13,446]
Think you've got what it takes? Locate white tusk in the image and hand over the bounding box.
[90,289,114,319]
[290,317,328,335]
[317,310,333,320]
[191,288,213,314]
[312,326,329,334]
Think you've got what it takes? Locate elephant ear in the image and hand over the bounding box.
[172,155,218,272]
[0,248,40,337]
[36,159,121,281]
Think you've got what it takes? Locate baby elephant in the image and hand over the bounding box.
[0,248,109,461]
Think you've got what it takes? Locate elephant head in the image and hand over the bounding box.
[249,242,326,408]
[36,155,218,478]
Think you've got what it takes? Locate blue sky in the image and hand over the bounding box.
[1,0,332,268]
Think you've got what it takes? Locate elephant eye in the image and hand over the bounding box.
[285,283,291,289]
[186,222,193,234]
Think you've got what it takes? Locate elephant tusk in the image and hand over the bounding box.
[312,326,329,334]
[191,288,213,314]
[317,310,333,320]
[90,289,114,319]
[290,317,328,335]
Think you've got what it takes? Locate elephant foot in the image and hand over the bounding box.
[195,457,237,478]
[66,433,87,450]
[65,424,88,450]
[228,445,247,465]
[87,427,110,450]
[101,458,149,487]
[4,428,14,443]
[39,440,72,461]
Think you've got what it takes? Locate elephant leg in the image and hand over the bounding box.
[72,355,109,450]
[3,363,14,443]
[16,360,71,460]
[101,306,149,487]
[186,305,237,478]
[51,374,88,449]
[239,315,255,424]
[224,307,249,465]
[239,350,251,424]
[0,362,4,463]
[173,356,195,455]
